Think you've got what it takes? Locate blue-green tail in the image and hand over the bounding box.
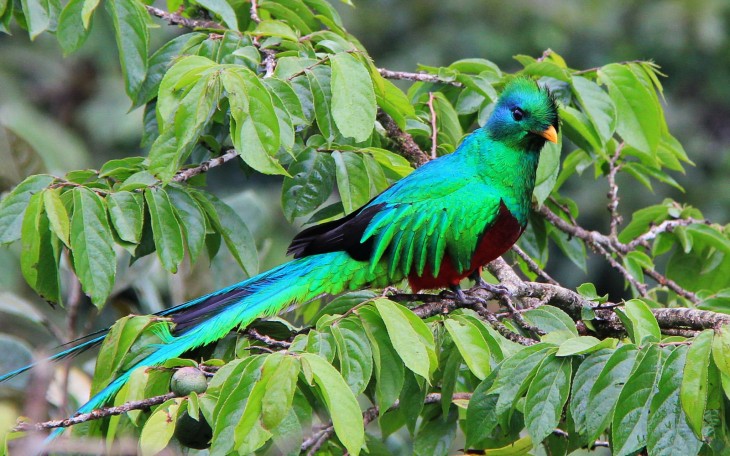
[2,251,391,443]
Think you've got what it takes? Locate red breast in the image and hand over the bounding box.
[407,202,524,292]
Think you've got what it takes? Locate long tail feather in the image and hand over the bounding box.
[5,251,389,445]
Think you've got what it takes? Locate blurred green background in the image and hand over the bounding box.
[0,0,729,423]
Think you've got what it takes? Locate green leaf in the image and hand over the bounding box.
[81,0,100,28]
[205,193,258,277]
[156,55,216,129]
[306,66,337,140]
[300,353,364,456]
[465,369,500,447]
[648,345,703,456]
[70,187,116,307]
[332,151,370,214]
[20,192,60,303]
[57,0,91,54]
[598,63,661,154]
[261,355,299,430]
[222,68,286,176]
[140,399,180,456]
[281,149,335,221]
[556,336,616,357]
[570,348,614,433]
[489,343,555,423]
[359,306,405,413]
[167,186,206,263]
[414,407,458,456]
[532,138,561,206]
[374,298,436,381]
[330,52,376,142]
[583,344,638,442]
[106,191,144,244]
[20,0,49,39]
[331,322,373,396]
[233,354,281,454]
[92,315,158,394]
[208,356,265,456]
[680,329,713,437]
[612,344,663,456]
[134,33,206,107]
[712,325,730,377]
[374,76,415,129]
[0,174,54,244]
[43,188,70,246]
[523,305,578,337]
[559,105,602,153]
[444,317,491,380]
[618,204,669,244]
[193,0,237,29]
[108,0,150,98]
[144,188,184,274]
[524,355,572,443]
[571,75,616,144]
[263,78,307,126]
[430,91,463,149]
[252,19,297,41]
[621,299,661,345]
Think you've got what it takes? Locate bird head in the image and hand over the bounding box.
[486,77,559,152]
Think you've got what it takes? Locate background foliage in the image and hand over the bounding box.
[0,0,730,455]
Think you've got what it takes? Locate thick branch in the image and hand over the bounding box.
[376,109,431,167]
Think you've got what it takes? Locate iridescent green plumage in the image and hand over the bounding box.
[0,77,559,438]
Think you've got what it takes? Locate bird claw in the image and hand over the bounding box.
[442,286,487,306]
[471,281,512,298]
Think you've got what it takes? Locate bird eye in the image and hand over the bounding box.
[512,108,525,121]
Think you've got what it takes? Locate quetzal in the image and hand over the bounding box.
[0,77,559,435]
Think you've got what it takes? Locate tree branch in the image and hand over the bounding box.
[377,68,463,87]
[13,393,177,432]
[172,149,240,183]
[376,109,430,167]
[510,245,559,285]
[145,5,224,30]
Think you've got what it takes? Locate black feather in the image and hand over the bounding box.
[287,203,386,261]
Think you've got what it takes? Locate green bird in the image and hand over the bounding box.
[1,77,559,436]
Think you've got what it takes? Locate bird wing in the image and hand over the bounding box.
[288,155,503,279]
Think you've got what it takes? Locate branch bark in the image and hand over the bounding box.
[13,393,177,432]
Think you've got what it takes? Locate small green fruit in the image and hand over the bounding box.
[175,411,212,449]
[170,367,208,396]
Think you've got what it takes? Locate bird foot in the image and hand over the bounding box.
[441,286,487,306]
[471,280,512,297]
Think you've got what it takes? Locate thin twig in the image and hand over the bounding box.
[301,392,473,454]
[245,328,291,348]
[172,149,240,183]
[510,245,559,285]
[145,5,224,30]
[249,0,262,23]
[427,92,438,159]
[607,144,624,238]
[377,68,463,87]
[13,393,177,432]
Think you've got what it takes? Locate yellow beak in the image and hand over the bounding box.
[534,125,558,144]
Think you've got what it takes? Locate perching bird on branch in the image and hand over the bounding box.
[1,77,559,437]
